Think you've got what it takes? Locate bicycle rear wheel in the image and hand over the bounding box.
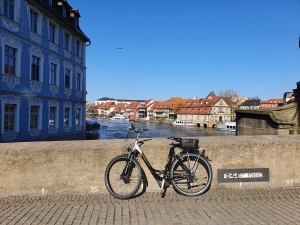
[105,154,142,200]
[170,153,212,196]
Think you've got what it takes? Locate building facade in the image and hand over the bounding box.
[0,0,90,142]
[177,97,233,128]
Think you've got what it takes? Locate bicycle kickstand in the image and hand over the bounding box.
[160,178,166,197]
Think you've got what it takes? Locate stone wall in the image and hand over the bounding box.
[236,81,300,136]
[0,135,299,197]
[236,114,279,135]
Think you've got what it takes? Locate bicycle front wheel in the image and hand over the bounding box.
[105,154,142,200]
[170,153,212,196]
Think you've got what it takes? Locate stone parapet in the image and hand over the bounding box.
[0,135,299,197]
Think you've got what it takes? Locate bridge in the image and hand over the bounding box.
[236,81,300,135]
[0,135,299,197]
[1,136,300,224]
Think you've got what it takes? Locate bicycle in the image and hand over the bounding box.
[104,123,213,200]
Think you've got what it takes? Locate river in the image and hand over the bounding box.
[88,118,236,140]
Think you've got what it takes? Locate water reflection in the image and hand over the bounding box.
[88,118,236,140]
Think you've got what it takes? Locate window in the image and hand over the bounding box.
[28,98,43,132]
[4,104,15,132]
[49,22,56,43]
[1,97,20,136]
[65,68,70,88]
[4,45,16,76]
[48,0,52,6]
[76,73,81,91]
[62,7,66,18]
[49,106,57,128]
[64,33,69,51]
[75,108,81,125]
[50,63,57,85]
[75,40,81,56]
[64,107,70,126]
[31,56,40,81]
[3,0,14,20]
[30,10,38,33]
[74,17,78,26]
[30,106,39,129]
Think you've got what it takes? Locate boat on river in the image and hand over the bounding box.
[111,114,129,121]
[172,120,195,127]
[217,122,236,132]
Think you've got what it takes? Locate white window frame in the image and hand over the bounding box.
[75,107,82,126]
[29,7,42,35]
[76,72,82,91]
[48,54,60,87]
[63,32,71,51]
[1,95,20,134]
[63,103,72,127]
[75,39,82,57]
[48,100,59,131]
[3,0,15,20]
[4,104,16,132]
[31,55,41,81]
[2,41,21,78]
[48,106,59,128]
[1,0,21,32]
[48,21,58,44]
[29,105,39,130]
[49,62,57,85]
[28,98,43,132]
[30,9,38,33]
[29,47,44,83]
[4,45,16,76]
[64,68,71,89]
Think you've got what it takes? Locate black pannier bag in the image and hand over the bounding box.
[180,138,199,153]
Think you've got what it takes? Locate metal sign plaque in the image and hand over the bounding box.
[218,168,269,183]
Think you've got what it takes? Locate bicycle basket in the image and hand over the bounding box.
[180,138,199,153]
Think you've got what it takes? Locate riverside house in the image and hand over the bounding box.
[89,95,285,124]
[177,96,233,128]
[260,99,284,108]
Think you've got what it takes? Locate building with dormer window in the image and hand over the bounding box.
[0,0,90,142]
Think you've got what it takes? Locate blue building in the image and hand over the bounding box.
[0,0,91,142]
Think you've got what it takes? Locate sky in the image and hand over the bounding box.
[70,0,300,103]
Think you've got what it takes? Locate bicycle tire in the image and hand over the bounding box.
[170,153,212,196]
[105,154,142,200]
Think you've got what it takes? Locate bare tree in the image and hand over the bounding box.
[218,89,240,121]
[218,89,239,101]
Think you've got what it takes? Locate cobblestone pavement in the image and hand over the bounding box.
[0,187,300,225]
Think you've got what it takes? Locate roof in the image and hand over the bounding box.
[241,99,261,106]
[31,0,90,42]
[206,91,216,99]
[260,99,283,104]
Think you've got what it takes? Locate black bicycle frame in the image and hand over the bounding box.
[136,143,191,182]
